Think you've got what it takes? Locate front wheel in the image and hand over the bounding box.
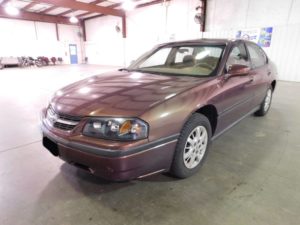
[170,114,211,179]
[255,87,273,116]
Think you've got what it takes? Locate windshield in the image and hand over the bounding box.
[129,45,225,77]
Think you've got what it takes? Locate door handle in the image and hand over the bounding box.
[267,71,271,76]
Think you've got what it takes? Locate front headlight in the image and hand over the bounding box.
[83,118,148,141]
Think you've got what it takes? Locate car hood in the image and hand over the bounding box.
[51,71,210,117]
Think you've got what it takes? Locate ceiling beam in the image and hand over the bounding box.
[80,20,86,41]
[83,14,103,21]
[84,0,170,21]
[90,0,106,4]
[0,6,72,24]
[57,9,73,16]
[77,11,94,18]
[77,0,106,18]
[107,2,122,9]
[23,2,38,10]
[136,0,171,9]
[39,5,58,13]
[33,0,125,17]
[107,0,143,9]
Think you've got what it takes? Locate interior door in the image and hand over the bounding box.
[69,44,78,64]
[214,42,254,135]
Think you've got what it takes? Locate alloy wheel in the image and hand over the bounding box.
[183,126,208,169]
[264,89,272,112]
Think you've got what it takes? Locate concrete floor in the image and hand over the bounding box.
[0,65,300,225]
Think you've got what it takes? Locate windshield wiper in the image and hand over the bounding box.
[130,69,207,78]
[130,69,161,74]
[118,68,131,72]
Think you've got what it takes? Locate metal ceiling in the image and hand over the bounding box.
[0,0,165,20]
[0,0,171,39]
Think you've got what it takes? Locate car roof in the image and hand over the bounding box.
[159,38,238,46]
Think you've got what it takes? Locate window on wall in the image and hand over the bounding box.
[246,43,267,68]
[226,43,250,70]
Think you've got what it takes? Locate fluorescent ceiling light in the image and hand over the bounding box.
[5,5,20,16]
[122,0,136,11]
[69,16,79,23]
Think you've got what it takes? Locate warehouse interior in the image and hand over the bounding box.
[1,0,300,225]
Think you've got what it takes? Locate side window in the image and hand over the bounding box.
[246,43,267,68]
[226,43,249,70]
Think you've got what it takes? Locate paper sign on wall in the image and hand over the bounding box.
[236,27,273,48]
[258,27,273,47]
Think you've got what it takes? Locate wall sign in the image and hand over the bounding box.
[258,27,273,47]
[236,27,273,48]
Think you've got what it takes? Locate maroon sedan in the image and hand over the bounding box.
[41,39,277,181]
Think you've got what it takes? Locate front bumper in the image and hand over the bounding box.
[42,125,178,181]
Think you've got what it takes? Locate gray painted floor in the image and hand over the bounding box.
[0,65,299,225]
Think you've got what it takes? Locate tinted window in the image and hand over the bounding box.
[226,43,249,70]
[246,43,267,68]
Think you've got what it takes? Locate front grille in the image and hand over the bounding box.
[53,122,77,131]
[57,113,82,122]
[47,106,82,131]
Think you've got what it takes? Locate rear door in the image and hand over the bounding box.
[215,41,254,134]
[245,42,270,107]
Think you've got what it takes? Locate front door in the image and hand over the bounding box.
[69,44,78,64]
[214,42,254,135]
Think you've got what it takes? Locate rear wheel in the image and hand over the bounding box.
[255,87,273,116]
[170,114,211,179]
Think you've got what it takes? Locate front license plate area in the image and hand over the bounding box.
[43,137,59,156]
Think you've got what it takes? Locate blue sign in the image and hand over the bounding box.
[236,27,273,47]
[258,27,273,47]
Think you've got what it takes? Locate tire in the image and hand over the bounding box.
[255,87,273,117]
[170,114,212,179]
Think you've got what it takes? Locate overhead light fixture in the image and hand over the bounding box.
[5,4,20,16]
[69,16,79,24]
[122,0,136,11]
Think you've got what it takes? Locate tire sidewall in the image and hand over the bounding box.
[171,114,212,178]
[263,88,273,114]
[255,86,273,117]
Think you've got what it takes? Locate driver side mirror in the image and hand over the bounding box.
[227,64,250,77]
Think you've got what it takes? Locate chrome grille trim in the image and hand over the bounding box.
[55,118,79,126]
[46,106,82,131]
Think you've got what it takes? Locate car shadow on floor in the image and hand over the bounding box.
[32,108,286,225]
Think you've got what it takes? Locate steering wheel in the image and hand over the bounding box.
[194,62,214,70]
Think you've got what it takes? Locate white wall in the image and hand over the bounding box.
[0,18,83,64]
[85,15,124,66]
[206,0,300,31]
[204,0,300,82]
[84,0,300,82]
[85,0,202,67]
